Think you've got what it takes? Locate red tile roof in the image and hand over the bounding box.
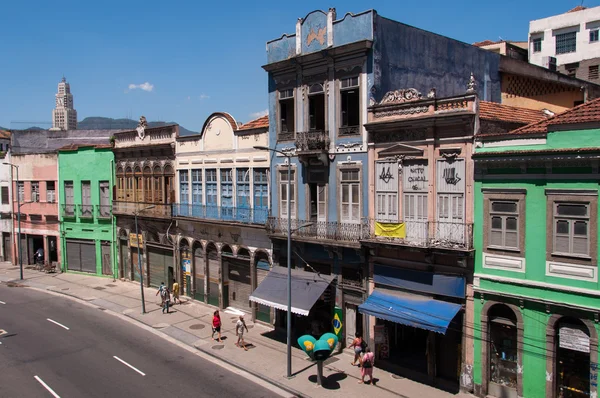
[0,129,11,139]
[567,5,587,13]
[238,115,269,131]
[479,101,547,125]
[473,40,499,47]
[480,98,600,137]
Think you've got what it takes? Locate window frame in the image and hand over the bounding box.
[488,200,520,251]
[552,202,590,258]
[253,168,269,209]
[339,166,362,224]
[278,166,296,219]
[1,186,8,205]
[546,191,597,266]
[483,190,526,257]
[179,169,189,204]
[532,37,542,53]
[339,76,361,136]
[31,181,39,203]
[191,169,202,205]
[590,29,599,43]
[277,88,295,141]
[46,181,56,203]
[555,31,577,55]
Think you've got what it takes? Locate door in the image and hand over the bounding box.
[437,194,465,244]
[148,245,171,288]
[120,239,130,279]
[81,182,92,217]
[99,182,110,217]
[345,304,357,348]
[227,257,251,311]
[256,261,270,322]
[207,249,219,306]
[101,242,112,276]
[308,184,327,237]
[404,193,428,245]
[194,247,205,301]
[80,241,97,273]
[3,233,11,263]
[66,240,81,271]
[64,182,74,215]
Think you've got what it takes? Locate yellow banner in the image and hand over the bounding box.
[375,222,406,238]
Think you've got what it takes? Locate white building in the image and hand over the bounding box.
[0,147,13,263]
[529,5,600,83]
[51,77,77,131]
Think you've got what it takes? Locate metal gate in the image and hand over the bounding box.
[148,245,172,288]
[194,247,205,301]
[256,260,270,322]
[66,239,97,273]
[207,249,219,306]
[3,233,11,263]
[101,242,112,276]
[120,239,130,279]
[227,257,251,311]
[132,248,143,282]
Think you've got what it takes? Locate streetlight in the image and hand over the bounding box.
[3,162,22,280]
[134,204,155,314]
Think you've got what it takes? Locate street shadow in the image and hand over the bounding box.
[291,362,316,377]
[308,372,347,390]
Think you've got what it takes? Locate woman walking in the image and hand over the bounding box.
[211,310,223,342]
[349,332,365,366]
[359,347,375,385]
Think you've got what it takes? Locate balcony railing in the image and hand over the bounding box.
[266,217,369,243]
[338,125,360,136]
[97,205,112,219]
[366,219,473,250]
[295,130,330,152]
[62,204,75,218]
[79,204,94,219]
[112,201,173,218]
[173,204,268,225]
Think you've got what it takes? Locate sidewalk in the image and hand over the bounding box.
[0,263,474,398]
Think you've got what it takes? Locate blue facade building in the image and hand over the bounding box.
[261,8,502,354]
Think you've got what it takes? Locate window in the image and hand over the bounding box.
[340,169,360,223]
[81,181,92,217]
[554,202,589,257]
[253,169,268,209]
[533,37,542,52]
[64,181,74,215]
[179,170,189,204]
[46,181,55,203]
[565,62,579,77]
[191,169,202,204]
[489,201,519,250]
[1,186,8,205]
[17,182,24,202]
[375,161,398,222]
[31,181,39,202]
[236,169,250,208]
[279,89,295,139]
[205,169,217,207]
[279,169,296,218]
[99,181,110,217]
[591,29,599,43]
[340,77,360,135]
[556,31,577,54]
[117,177,125,201]
[308,84,325,131]
[589,65,599,80]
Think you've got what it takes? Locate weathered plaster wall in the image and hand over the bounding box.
[500,74,584,113]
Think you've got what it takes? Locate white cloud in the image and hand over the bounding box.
[249,109,268,119]
[199,94,210,100]
[126,82,154,92]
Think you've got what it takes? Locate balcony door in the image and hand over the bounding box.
[436,159,466,245]
[403,160,428,245]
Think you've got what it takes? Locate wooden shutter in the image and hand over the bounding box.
[82,182,91,205]
[375,161,398,222]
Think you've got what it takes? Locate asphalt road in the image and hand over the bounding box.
[0,284,280,398]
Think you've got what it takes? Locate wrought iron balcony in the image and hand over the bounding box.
[78,204,94,219]
[365,219,473,250]
[338,125,360,136]
[173,204,269,225]
[61,204,75,218]
[295,130,330,153]
[112,201,173,218]
[266,217,369,245]
[97,205,112,219]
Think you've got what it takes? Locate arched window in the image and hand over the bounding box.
[134,165,143,202]
[153,165,163,203]
[116,167,125,201]
[143,166,152,202]
[125,166,134,201]
[488,304,518,396]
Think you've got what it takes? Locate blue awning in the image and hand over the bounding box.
[358,290,462,334]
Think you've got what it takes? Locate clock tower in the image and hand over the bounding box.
[51,77,77,131]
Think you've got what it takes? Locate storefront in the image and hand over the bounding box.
[66,239,97,273]
[147,243,174,289]
[250,266,336,340]
[360,265,465,388]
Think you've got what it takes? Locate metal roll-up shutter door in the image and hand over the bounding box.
[101,242,112,276]
[207,250,219,306]
[120,239,130,279]
[227,257,251,311]
[67,240,81,272]
[256,261,270,323]
[194,248,205,301]
[80,241,97,273]
[132,249,143,282]
[148,246,166,289]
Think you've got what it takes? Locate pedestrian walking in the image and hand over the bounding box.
[349,332,365,366]
[156,282,165,306]
[235,315,249,351]
[359,347,374,384]
[171,279,180,304]
[211,310,223,342]
[161,287,171,314]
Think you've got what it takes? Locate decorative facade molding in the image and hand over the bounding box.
[373,106,428,118]
[466,72,477,93]
[372,128,428,144]
[379,88,423,104]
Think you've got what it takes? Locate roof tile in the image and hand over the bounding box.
[238,115,269,131]
[479,101,547,124]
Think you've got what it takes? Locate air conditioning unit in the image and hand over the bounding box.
[542,56,557,72]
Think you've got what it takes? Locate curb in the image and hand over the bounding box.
[4,277,308,398]
[194,343,309,398]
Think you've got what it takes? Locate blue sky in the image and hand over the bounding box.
[1,0,597,132]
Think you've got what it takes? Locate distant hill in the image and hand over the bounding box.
[77,117,198,136]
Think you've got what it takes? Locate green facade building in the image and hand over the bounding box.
[58,145,117,277]
[472,99,600,398]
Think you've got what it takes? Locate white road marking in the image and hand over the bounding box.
[46,318,69,330]
[0,300,6,304]
[113,356,146,376]
[34,375,61,398]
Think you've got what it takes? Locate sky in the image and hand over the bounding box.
[1,0,598,132]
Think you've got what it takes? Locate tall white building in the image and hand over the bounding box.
[528,5,600,83]
[51,77,77,131]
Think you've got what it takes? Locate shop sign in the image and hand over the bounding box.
[129,233,143,248]
[182,259,191,275]
[559,326,590,353]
